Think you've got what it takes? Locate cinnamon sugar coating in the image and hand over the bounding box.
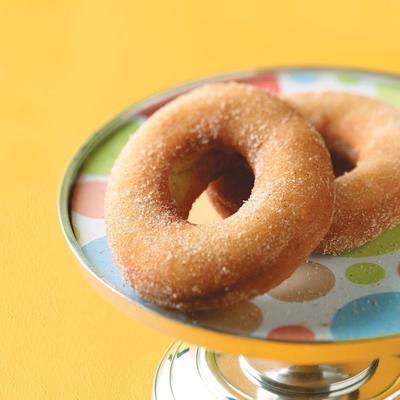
[208,91,400,254]
[105,83,334,310]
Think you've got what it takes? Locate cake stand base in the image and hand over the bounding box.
[153,342,400,400]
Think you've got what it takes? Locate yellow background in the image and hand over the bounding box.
[1,1,400,399]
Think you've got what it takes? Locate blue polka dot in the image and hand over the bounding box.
[331,292,400,340]
[82,236,137,299]
[286,72,320,84]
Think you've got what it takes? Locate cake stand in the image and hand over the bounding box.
[59,67,400,399]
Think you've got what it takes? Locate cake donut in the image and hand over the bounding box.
[208,91,400,254]
[105,83,335,311]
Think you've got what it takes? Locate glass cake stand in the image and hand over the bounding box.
[59,67,400,399]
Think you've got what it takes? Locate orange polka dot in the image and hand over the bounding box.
[267,325,315,342]
[71,181,107,218]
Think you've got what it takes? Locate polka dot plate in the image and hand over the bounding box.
[60,68,400,346]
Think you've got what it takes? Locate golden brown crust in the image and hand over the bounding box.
[208,91,400,254]
[105,83,335,311]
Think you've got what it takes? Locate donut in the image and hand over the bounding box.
[208,91,400,254]
[105,83,335,311]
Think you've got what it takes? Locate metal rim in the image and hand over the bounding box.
[153,341,180,400]
[238,357,379,395]
[58,66,400,358]
[153,342,400,399]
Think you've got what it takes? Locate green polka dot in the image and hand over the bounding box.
[376,81,400,108]
[81,121,140,176]
[346,263,385,285]
[341,224,400,257]
[336,74,360,85]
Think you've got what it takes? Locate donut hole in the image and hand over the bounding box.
[208,154,254,207]
[188,192,221,224]
[329,149,355,177]
[189,154,254,224]
[313,122,357,177]
[328,147,356,177]
[169,150,254,224]
[199,139,357,221]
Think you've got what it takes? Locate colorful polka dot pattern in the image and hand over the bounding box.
[267,325,315,341]
[286,71,320,84]
[345,263,385,285]
[342,225,400,257]
[336,74,360,85]
[268,261,335,302]
[82,236,137,299]
[237,75,280,92]
[71,181,107,218]
[331,292,400,340]
[69,69,400,343]
[376,81,400,108]
[81,121,140,176]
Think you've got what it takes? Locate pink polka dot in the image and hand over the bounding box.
[267,325,315,342]
[238,75,280,93]
[141,94,180,117]
[71,181,107,218]
[140,77,279,117]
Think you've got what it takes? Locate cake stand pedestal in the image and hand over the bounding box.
[154,343,399,399]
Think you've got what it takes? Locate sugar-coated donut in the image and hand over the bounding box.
[105,83,334,311]
[208,91,400,254]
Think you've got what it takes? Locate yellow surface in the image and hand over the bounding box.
[1,1,400,399]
